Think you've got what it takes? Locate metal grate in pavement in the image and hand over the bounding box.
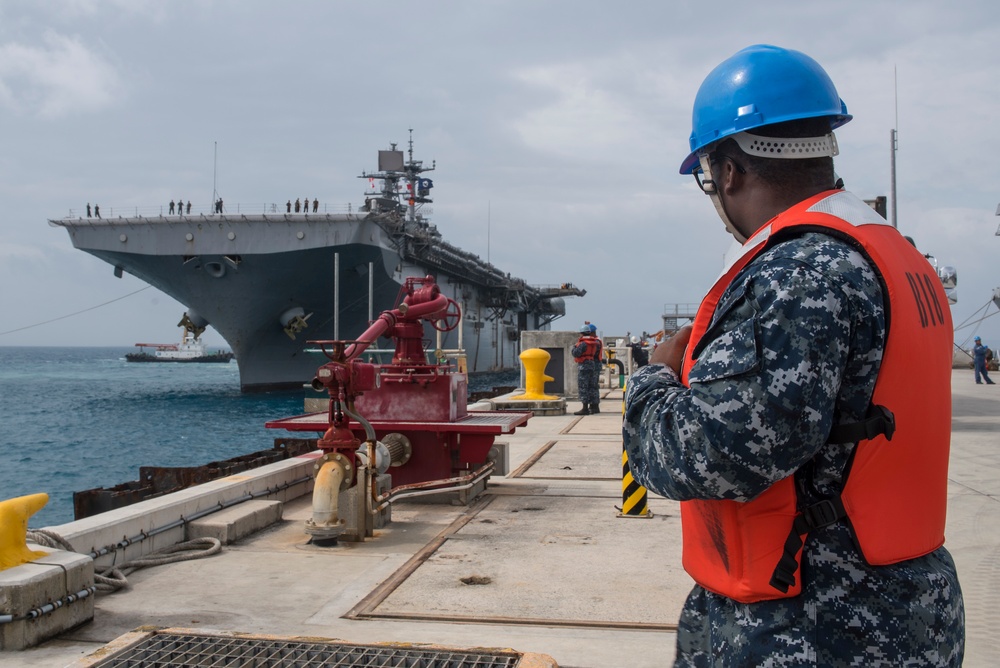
[88,631,522,667]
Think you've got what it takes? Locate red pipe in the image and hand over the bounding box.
[343,292,450,361]
[343,311,397,360]
[402,292,450,320]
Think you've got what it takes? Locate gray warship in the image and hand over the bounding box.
[50,134,585,392]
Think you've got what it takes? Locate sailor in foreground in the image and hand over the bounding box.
[623,44,964,666]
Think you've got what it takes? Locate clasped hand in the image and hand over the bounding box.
[649,325,693,374]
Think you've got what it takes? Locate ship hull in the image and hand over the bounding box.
[125,353,234,363]
[55,213,549,392]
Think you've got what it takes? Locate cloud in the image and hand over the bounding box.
[0,31,122,117]
[0,240,46,261]
[509,58,660,162]
[16,0,167,22]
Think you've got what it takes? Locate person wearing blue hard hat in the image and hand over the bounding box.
[572,323,603,415]
[972,335,995,384]
[623,45,963,666]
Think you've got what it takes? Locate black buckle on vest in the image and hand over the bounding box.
[800,498,845,531]
[875,405,896,441]
[827,404,896,444]
[769,497,847,593]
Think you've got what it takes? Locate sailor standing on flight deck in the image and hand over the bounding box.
[622,44,964,666]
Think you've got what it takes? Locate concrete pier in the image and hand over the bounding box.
[3,369,998,667]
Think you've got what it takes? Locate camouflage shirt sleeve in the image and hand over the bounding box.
[623,234,883,502]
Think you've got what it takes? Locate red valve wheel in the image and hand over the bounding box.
[430,298,461,332]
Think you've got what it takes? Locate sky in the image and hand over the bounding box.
[1,1,998,355]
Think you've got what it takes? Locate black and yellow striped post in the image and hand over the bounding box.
[618,378,652,518]
[619,445,652,518]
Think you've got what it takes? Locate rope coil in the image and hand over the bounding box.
[27,529,221,594]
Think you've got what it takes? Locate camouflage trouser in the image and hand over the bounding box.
[577,360,600,404]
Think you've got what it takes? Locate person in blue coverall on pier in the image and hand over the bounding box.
[973,335,995,384]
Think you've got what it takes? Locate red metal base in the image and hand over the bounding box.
[266,411,529,485]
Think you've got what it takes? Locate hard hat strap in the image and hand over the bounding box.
[697,153,748,244]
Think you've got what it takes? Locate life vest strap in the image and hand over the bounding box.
[827,404,895,444]
[769,497,848,592]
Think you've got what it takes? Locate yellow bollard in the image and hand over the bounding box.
[509,348,559,400]
[0,493,49,571]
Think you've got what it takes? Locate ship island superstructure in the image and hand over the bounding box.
[50,134,585,392]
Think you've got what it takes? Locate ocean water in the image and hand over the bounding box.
[0,347,517,529]
[0,347,304,529]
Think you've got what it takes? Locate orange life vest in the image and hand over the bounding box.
[574,337,602,364]
[679,190,953,603]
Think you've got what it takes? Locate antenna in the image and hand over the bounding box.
[894,65,900,133]
[487,201,491,265]
[213,141,218,206]
[890,66,898,229]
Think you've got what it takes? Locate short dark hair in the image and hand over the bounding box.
[715,118,836,195]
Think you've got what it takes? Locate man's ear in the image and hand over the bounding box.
[719,159,745,197]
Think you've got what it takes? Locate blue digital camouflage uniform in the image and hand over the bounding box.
[623,232,965,667]
[572,337,601,406]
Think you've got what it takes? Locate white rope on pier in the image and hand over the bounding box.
[27,529,221,594]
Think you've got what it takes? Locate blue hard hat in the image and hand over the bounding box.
[588,323,597,333]
[679,44,852,174]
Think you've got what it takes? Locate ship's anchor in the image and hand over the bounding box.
[177,313,206,340]
[280,307,313,340]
